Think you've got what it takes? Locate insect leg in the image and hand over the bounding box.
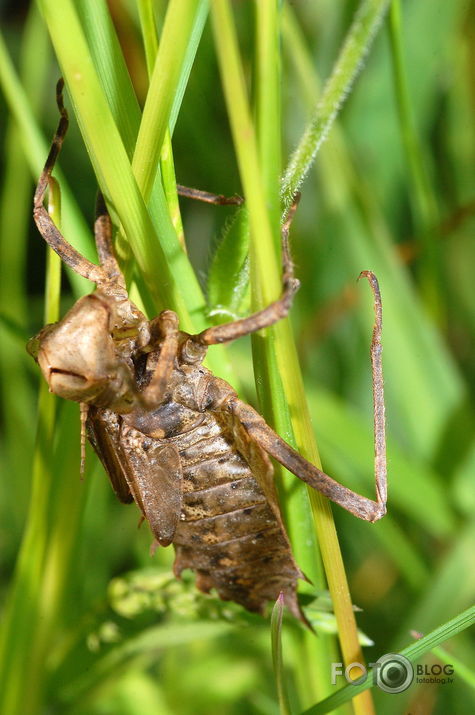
[33,79,105,284]
[177,184,243,206]
[140,310,180,407]
[93,193,125,284]
[225,396,386,522]
[192,199,301,345]
[213,272,387,522]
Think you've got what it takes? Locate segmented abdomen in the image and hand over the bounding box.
[169,414,303,619]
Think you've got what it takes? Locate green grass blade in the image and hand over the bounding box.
[281,0,391,212]
[76,0,142,153]
[271,594,291,715]
[388,0,442,318]
[210,0,279,301]
[137,0,185,245]
[0,179,61,714]
[301,605,475,715]
[168,1,209,134]
[0,10,48,545]
[206,210,249,316]
[132,0,203,202]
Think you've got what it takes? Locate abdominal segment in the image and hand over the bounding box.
[89,405,306,622]
[169,414,305,620]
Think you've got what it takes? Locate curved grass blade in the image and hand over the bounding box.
[281,0,391,213]
[301,605,475,715]
[271,593,291,715]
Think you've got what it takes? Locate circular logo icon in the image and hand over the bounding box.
[375,653,414,693]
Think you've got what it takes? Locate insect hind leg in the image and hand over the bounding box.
[220,271,387,522]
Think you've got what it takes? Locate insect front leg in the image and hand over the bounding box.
[177,184,243,206]
[33,79,106,284]
[192,200,300,345]
[94,193,125,284]
[140,310,180,407]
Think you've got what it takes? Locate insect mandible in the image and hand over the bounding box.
[28,81,387,624]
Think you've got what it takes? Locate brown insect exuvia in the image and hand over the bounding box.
[28,81,387,625]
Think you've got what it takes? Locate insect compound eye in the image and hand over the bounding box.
[180,337,207,365]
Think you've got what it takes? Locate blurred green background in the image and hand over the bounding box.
[0,1,474,713]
